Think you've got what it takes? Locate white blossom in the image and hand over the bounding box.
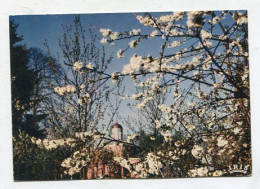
[189,167,208,177]
[187,11,204,28]
[117,49,124,58]
[191,145,204,159]
[233,127,242,134]
[168,41,181,48]
[217,136,228,147]
[127,134,138,143]
[237,16,248,25]
[132,29,141,35]
[212,16,220,24]
[149,30,158,38]
[100,38,107,44]
[73,61,84,71]
[129,40,139,48]
[212,170,224,176]
[99,28,111,36]
[86,62,94,69]
[54,85,76,95]
[201,30,212,40]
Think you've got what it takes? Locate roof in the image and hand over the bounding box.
[111,123,123,129]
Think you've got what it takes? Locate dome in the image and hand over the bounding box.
[111,123,123,129]
[111,123,123,141]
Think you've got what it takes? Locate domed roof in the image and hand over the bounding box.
[111,123,123,129]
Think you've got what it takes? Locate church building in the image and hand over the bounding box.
[86,123,139,179]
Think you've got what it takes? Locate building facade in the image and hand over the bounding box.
[86,123,139,179]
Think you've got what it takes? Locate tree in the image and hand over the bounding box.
[29,16,125,178]
[10,20,44,137]
[10,21,57,180]
[98,10,250,177]
[23,47,61,138]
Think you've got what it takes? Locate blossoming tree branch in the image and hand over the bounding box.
[96,10,250,177]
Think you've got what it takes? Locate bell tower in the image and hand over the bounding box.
[111,123,123,140]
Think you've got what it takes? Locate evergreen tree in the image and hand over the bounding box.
[10,20,45,138]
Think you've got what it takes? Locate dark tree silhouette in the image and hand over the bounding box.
[10,20,45,138]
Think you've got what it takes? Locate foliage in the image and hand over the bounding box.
[13,131,70,180]
[10,20,35,136]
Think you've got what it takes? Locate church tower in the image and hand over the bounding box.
[111,123,123,140]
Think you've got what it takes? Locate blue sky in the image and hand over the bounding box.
[11,12,169,133]
[10,11,238,133]
[11,12,168,73]
[10,11,236,75]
